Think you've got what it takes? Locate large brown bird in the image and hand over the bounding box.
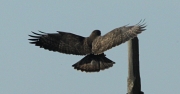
[28,20,146,72]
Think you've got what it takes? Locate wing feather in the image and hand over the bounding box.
[28,31,91,55]
[92,21,146,54]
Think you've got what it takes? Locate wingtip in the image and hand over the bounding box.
[29,30,47,38]
[136,19,147,30]
[136,19,146,26]
[28,35,40,38]
[28,39,39,41]
[38,30,47,34]
[29,41,37,44]
[31,31,42,35]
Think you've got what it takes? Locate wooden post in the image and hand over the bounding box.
[127,37,144,94]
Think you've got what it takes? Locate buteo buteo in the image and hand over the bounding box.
[28,20,146,72]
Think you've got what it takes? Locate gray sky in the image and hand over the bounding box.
[1,1,180,94]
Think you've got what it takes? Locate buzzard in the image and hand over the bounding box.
[28,20,146,72]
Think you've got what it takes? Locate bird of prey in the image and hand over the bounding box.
[28,20,146,72]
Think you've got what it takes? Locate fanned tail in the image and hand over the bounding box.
[72,53,115,72]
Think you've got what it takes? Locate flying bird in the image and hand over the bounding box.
[28,20,146,72]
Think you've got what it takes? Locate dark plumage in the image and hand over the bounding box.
[28,20,146,72]
[72,53,115,72]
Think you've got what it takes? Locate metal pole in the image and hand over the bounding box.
[127,37,144,94]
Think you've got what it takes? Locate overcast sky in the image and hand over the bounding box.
[1,1,180,94]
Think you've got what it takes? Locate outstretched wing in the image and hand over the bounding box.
[29,31,91,55]
[92,21,146,54]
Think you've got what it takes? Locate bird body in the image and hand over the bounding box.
[29,20,146,72]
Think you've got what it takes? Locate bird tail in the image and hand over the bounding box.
[72,53,115,72]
